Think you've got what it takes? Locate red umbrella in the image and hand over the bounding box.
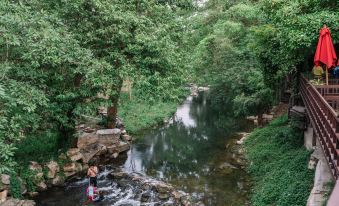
[314,25,337,85]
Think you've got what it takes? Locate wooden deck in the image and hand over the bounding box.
[300,76,339,206]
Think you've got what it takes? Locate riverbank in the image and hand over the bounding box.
[0,85,193,205]
[244,115,314,206]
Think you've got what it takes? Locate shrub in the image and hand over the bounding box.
[245,115,314,206]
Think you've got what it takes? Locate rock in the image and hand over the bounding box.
[158,192,169,200]
[77,133,99,149]
[121,129,127,135]
[36,181,47,192]
[96,129,121,146]
[196,201,205,206]
[1,174,10,185]
[58,153,67,160]
[63,163,77,172]
[0,189,8,203]
[107,145,118,154]
[141,192,151,202]
[116,179,129,188]
[27,192,39,198]
[263,114,274,121]
[115,117,124,129]
[82,164,89,172]
[198,86,209,92]
[108,172,128,179]
[22,200,36,206]
[117,142,130,153]
[83,127,95,133]
[236,133,250,145]
[46,161,59,179]
[35,172,44,180]
[121,134,132,142]
[64,171,77,178]
[142,183,152,191]
[1,198,36,206]
[246,116,257,121]
[308,156,318,170]
[181,198,192,206]
[0,198,20,206]
[66,148,80,157]
[112,153,119,158]
[81,144,106,163]
[51,175,64,186]
[219,162,237,170]
[29,161,42,173]
[69,153,83,162]
[218,162,238,174]
[172,191,184,200]
[18,178,27,195]
[154,183,173,193]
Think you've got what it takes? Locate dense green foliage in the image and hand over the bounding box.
[0,0,191,173]
[189,0,339,118]
[245,115,314,206]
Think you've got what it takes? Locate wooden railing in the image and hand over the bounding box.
[300,76,339,179]
[328,78,339,85]
[314,85,339,111]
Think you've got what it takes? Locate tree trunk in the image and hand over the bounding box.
[258,113,264,127]
[107,99,118,129]
[107,78,123,129]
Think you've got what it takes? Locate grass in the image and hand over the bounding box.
[245,115,314,206]
[14,130,60,164]
[118,99,178,134]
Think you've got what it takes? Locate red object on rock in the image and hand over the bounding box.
[314,26,337,69]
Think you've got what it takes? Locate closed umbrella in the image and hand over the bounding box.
[314,25,337,85]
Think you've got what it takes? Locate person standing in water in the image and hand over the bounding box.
[87,164,98,187]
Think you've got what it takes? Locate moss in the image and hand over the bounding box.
[245,115,314,206]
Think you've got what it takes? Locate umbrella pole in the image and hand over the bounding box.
[326,66,329,85]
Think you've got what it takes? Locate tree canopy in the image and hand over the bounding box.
[0,0,191,173]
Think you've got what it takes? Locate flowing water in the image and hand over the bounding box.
[35,92,252,206]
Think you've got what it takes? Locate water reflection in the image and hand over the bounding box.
[123,92,251,205]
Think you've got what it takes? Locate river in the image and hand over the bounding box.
[35,91,252,206]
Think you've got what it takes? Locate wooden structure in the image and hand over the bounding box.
[300,75,339,179]
[300,75,339,206]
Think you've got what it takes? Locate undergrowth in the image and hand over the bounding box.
[245,115,314,206]
[118,91,187,134]
[14,130,60,164]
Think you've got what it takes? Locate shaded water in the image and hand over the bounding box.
[35,92,252,206]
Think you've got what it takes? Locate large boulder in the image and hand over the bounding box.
[45,161,60,179]
[81,144,107,164]
[96,129,121,146]
[77,133,99,149]
[116,142,130,153]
